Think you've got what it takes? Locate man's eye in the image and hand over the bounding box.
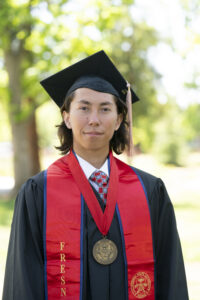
[80,106,88,111]
[102,107,110,112]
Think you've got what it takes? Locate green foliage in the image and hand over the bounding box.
[156,136,183,166]
[0,0,73,119]
[182,103,200,142]
[133,115,155,152]
[0,0,35,50]
[152,100,188,166]
[36,100,61,148]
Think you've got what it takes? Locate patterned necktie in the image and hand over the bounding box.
[90,171,109,204]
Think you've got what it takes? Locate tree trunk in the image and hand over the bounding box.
[10,111,40,193]
[4,47,40,196]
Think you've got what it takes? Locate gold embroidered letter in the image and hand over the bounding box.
[60,264,65,274]
[60,242,65,251]
[61,275,65,285]
[61,287,66,296]
[60,253,66,262]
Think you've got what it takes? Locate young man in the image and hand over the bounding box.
[3,51,188,300]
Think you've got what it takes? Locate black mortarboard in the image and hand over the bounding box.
[40,50,139,107]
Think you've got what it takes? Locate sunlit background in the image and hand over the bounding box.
[0,0,200,299]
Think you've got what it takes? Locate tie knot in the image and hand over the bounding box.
[90,171,108,187]
[90,171,109,204]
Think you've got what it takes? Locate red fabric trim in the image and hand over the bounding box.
[46,157,81,299]
[45,153,155,299]
[67,150,118,235]
[116,158,155,299]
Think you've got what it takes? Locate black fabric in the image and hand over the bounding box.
[83,186,126,299]
[2,168,189,300]
[40,50,139,107]
[66,76,120,100]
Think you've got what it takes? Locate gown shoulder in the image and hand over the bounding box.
[2,171,45,300]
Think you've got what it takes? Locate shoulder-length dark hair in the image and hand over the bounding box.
[56,91,129,155]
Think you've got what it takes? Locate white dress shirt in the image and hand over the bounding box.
[76,154,109,191]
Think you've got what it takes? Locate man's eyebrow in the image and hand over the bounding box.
[77,100,113,106]
[100,101,113,106]
[77,100,91,105]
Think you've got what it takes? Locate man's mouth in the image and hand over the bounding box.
[84,132,103,136]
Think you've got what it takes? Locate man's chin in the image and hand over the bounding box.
[84,144,109,152]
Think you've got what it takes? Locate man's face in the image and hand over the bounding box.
[63,88,122,157]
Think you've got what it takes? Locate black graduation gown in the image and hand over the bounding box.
[2,167,189,300]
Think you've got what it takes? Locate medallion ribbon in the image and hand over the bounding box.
[67,150,118,236]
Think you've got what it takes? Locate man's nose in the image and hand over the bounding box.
[88,110,100,126]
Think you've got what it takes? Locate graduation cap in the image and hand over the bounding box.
[40,50,138,156]
[40,50,139,107]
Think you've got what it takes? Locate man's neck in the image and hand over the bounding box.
[73,148,109,169]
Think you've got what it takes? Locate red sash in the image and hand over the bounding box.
[44,152,155,299]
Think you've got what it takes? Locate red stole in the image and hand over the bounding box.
[44,152,155,299]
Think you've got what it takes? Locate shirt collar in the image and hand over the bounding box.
[76,154,109,179]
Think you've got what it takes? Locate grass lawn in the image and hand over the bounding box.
[0,152,200,299]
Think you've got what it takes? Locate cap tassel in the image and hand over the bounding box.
[126,82,134,156]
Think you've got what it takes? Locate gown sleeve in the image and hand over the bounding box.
[148,178,189,300]
[2,173,45,300]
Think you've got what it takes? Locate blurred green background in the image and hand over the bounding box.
[0,0,200,299]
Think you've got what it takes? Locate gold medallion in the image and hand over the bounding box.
[93,238,118,265]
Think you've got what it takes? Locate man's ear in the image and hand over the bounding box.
[63,111,71,129]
